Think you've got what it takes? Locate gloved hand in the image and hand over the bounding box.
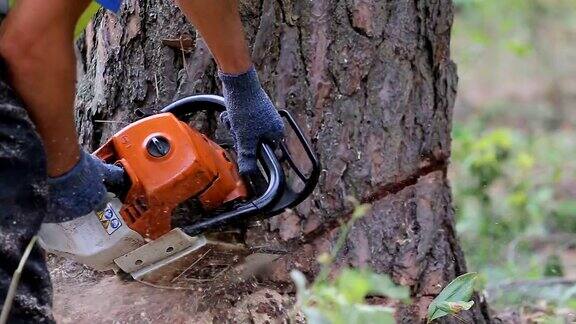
[219,66,285,177]
[95,155,126,194]
[45,150,124,223]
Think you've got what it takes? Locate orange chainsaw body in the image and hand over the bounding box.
[94,113,247,240]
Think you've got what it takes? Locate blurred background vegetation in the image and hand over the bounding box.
[451,0,576,320]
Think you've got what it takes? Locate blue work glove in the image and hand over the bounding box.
[219,66,285,177]
[45,150,124,223]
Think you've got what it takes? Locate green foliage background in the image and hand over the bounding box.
[451,0,576,318]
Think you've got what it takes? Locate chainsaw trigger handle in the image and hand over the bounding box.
[160,95,320,235]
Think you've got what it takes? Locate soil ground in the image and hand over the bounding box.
[48,256,294,323]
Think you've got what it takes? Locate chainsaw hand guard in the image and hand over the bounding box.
[161,95,320,236]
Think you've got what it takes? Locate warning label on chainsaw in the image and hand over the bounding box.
[96,204,122,235]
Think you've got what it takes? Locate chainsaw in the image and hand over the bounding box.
[38,95,320,288]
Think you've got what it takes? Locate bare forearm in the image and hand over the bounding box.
[175,0,252,74]
[0,0,90,176]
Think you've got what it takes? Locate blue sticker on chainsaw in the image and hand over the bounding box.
[96,204,122,235]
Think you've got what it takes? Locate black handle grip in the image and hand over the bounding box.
[181,144,284,236]
[264,110,321,216]
[160,95,320,235]
[161,94,226,118]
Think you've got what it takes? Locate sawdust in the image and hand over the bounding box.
[47,255,295,323]
[49,255,210,323]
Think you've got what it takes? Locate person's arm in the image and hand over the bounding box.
[176,0,285,177]
[0,0,123,221]
[175,0,252,74]
[0,0,91,177]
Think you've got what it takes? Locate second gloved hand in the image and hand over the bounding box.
[45,150,124,223]
[219,66,285,177]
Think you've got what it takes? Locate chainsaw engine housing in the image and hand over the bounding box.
[95,112,247,239]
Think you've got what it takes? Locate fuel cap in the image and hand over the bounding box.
[146,136,171,158]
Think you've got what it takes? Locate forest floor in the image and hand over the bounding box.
[48,256,295,323]
[49,254,574,323]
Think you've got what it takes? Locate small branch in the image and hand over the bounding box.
[0,236,38,324]
[93,120,129,125]
[161,34,195,52]
[506,233,576,264]
[488,278,576,291]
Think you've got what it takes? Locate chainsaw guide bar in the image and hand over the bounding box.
[117,228,277,289]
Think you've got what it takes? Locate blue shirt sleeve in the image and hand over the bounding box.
[95,0,122,12]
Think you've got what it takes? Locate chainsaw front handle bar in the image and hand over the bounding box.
[160,95,320,236]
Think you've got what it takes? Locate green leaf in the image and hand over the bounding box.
[342,304,396,324]
[565,298,576,311]
[311,285,344,305]
[543,254,564,277]
[335,269,372,303]
[74,2,101,39]
[366,272,410,302]
[505,39,533,57]
[335,269,410,303]
[427,272,478,322]
[435,301,474,314]
[554,200,576,217]
[560,285,576,306]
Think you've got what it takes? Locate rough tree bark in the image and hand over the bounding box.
[50,0,492,323]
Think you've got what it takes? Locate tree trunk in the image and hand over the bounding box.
[52,0,492,323]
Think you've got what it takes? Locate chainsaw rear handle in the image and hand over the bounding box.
[160,95,320,236]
